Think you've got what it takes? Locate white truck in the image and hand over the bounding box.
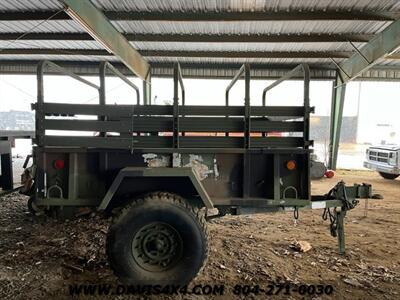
[364,145,400,180]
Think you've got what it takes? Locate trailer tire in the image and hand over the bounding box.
[106,192,208,285]
[27,197,43,215]
[378,172,399,180]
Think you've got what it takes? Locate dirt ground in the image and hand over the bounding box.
[0,170,399,299]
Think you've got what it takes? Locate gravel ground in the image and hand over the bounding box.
[0,170,399,299]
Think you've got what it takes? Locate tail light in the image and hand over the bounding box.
[53,159,65,170]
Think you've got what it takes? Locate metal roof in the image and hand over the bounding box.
[0,0,399,79]
[83,0,400,12]
[1,0,399,12]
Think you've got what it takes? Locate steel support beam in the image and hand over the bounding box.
[0,48,353,59]
[0,10,398,21]
[61,0,150,81]
[338,18,400,83]
[328,73,347,170]
[0,32,373,43]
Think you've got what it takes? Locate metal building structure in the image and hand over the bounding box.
[0,0,399,169]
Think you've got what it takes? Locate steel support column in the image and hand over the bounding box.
[328,73,347,170]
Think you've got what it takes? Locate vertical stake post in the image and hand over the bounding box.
[173,63,180,149]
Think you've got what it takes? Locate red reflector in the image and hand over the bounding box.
[54,159,65,170]
[286,160,296,170]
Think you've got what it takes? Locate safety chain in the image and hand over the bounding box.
[321,181,356,238]
[322,207,338,237]
[325,181,359,209]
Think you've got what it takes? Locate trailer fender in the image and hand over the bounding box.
[98,167,213,210]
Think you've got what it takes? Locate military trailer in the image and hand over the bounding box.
[22,60,377,285]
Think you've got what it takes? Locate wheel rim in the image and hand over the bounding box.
[131,222,183,272]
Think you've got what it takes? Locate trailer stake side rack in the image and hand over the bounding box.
[24,60,378,285]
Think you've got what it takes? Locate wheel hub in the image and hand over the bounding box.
[132,222,183,272]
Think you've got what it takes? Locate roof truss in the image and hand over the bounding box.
[61,0,150,81]
[337,18,400,83]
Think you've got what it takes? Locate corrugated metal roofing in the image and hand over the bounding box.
[0,53,114,61]
[6,0,398,12]
[91,0,400,12]
[0,40,101,50]
[111,20,391,35]
[0,19,390,35]
[0,20,82,33]
[130,41,362,52]
[144,56,337,65]
[0,0,398,78]
[0,0,62,11]
[0,39,365,53]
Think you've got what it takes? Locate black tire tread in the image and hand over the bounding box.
[379,172,399,180]
[106,191,209,282]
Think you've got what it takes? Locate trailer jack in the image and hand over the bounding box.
[322,181,377,255]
